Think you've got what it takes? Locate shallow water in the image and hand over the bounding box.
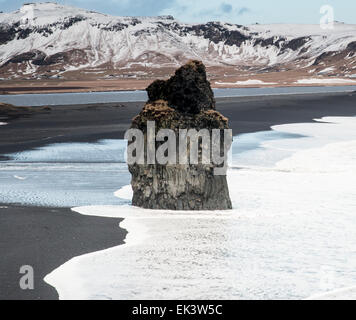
[1,86,356,106]
[0,140,130,207]
[0,131,299,207]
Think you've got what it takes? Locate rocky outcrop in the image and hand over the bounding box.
[128,61,232,210]
[146,60,215,114]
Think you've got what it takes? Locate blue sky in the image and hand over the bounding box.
[1,0,355,24]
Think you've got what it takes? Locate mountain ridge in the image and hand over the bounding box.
[1,2,356,83]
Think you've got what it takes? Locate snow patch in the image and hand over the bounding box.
[215,79,277,86]
[317,67,335,75]
[296,78,356,84]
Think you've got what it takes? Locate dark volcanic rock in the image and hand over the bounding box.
[347,41,356,52]
[60,16,87,30]
[0,24,16,45]
[5,50,46,66]
[146,60,215,114]
[282,37,310,51]
[4,49,86,67]
[254,36,286,48]
[8,51,38,64]
[129,61,232,210]
[313,51,336,65]
[181,22,249,46]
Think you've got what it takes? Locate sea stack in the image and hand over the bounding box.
[127,60,232,210]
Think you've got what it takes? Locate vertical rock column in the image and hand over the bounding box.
[127,60,232,210]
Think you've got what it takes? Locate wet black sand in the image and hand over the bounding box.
[0,91,355,300]
[1,92,356,155]
[0,205,127,300]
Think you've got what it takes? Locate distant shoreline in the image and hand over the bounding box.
[1,80,356,95]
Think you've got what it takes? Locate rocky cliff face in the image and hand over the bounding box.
[128,61,232,210]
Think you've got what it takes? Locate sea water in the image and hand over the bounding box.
[0,140,130,207]
[37,116,356,300]
[1,86,356,106]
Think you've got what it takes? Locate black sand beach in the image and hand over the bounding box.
[1,92,356,155]
[0,205,127,300]
[0,91,356,299]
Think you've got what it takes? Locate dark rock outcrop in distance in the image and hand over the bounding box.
[281,36,311,52]
[0,102,51,120]
[180,22,250,46]
[313,51,336,66]
[128,60,232,211]
[347,41,356,52]
[3,49,88,67]
[0,24,17,45]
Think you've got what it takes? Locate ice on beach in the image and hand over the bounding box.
[44,116,356,300]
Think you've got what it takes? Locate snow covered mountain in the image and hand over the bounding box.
[1,2,356,81]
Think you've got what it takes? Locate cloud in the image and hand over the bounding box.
[238,7,250,16]
[221,3,233,14]
[159,0,251,23]
[70,0,174,16]
[1,0,252,23]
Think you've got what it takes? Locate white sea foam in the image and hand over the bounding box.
[305,286,356,300]
[0,122,8,126]
[45,117,356,300]
[114,185,132,200]
[13,175,27,180]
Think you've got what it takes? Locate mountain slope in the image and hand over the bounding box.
[0,2,356,82]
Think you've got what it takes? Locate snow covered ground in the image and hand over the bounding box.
[215,80,277,86]
[296,78,356,84]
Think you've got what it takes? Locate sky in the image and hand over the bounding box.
[0,0,355,25]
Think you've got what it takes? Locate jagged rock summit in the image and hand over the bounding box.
[146,60,215,114]
[128,61,232,210]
